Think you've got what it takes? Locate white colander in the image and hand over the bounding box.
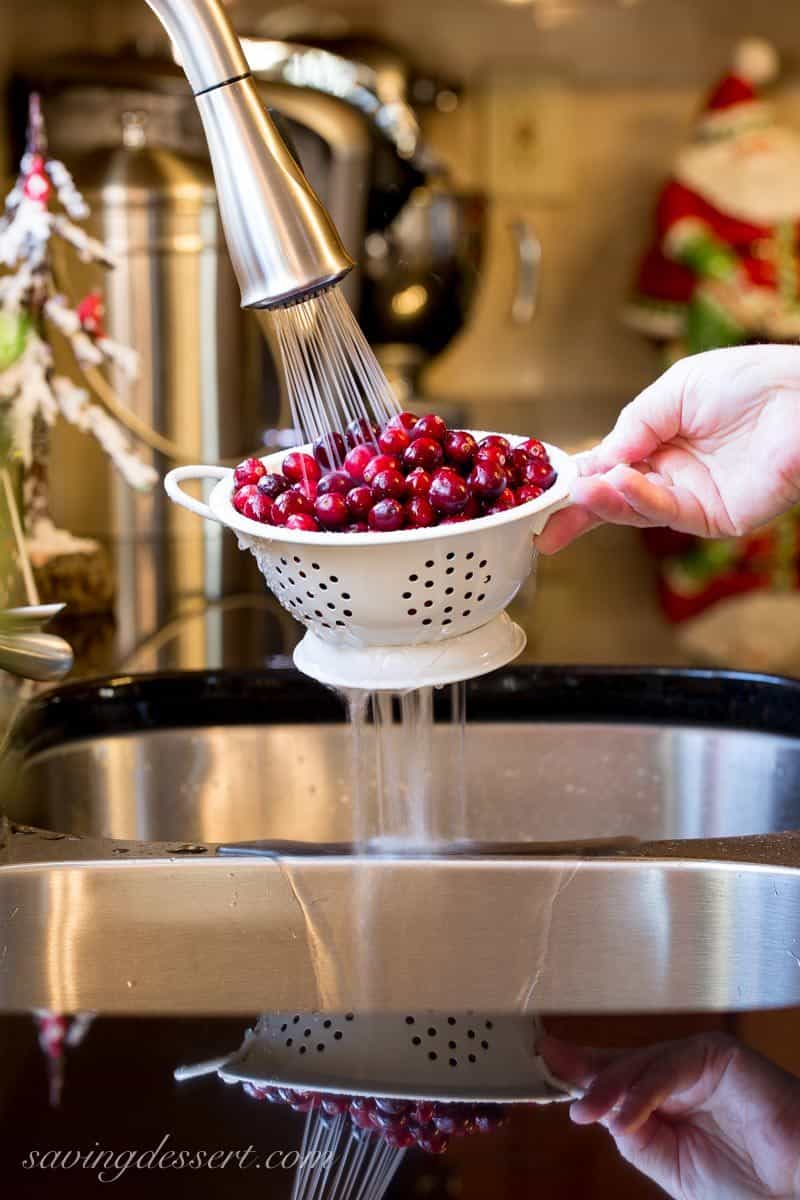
[176,1011,573,1105]
[165,435,575,690]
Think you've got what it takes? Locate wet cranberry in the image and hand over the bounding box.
[403,437,444,473]
[232,484,259,514]
[406,496,436,527]
[345,521,369,533]
[285,513,320,532]
[485,488,517,515]
[507,448,532,486]
[378,425,411,456]
[344,444,375,480]
[406,468,431,498]
[478,434,511,458]
[520,458,557,490]
[444,430,478,467]
[363,454,399,486]
[516,483,544,504]
[388,411,418,432]
[463,494,481,519]
[233,457,266,488]
[271,490,314,524]
[317,470,351,496]
[411,414,448,443]
[346,485,374,518]
[519,437,548,460]
[241,492,273,523]
[430,468,469,514]
[416,1131,449,1155]
[313,431,346,470]
[282,451,321,485]
[368,498,405,532]
[257,472,290,500]
[315,493,350,529]
[371,468,407,502]
[292,478,318,502]
[467,461,507,501]
[346,417,379,448]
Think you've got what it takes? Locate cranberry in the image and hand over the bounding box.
[403,437,444,473]
[478,434,511,458]
[520,458,557,490]
[232,484,259,514]
[519,437,549,460]
[315,493,350,529]
[507,448,532,486]
[475,448,509,474]
[485,488,517,515]
[346,485,374,518]
[317,470,351,496]
[282,451,321,485]
[463,494,481,519]
[244,1083,268,1100]
[285,513,320,532]
[388,411,418,432]
[378,425,411,456]
[313,431,346,470]
[433,1112,471,1136]
[473,1108,506,1134]
[271,490,314,524]
[344,444,375,481]
[468,461,507,501]
[413,1102,435,1124]
[345,521,369,533]
[371,468,407,502]
[257,472,289,500]
[406,496,436,527]
[385,1126,417,1150]
[416,1131,449,1155]
[368,498,405,532]
[346,417,379,448]
[516,483,544,504]
[444,430,478,467]
[292,479,318,501]
[241,492,273,523]
[430,467,469,515]
[406,468,431,498]
[233,457,266,488]
[411,414,448,443]
[363,454,399,486]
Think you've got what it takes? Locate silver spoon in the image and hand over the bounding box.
[0,630,74,681]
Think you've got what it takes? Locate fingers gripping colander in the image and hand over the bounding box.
[177,1011,573,1105]
[165,436,575,690]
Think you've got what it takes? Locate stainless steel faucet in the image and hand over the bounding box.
[145,0,354,309]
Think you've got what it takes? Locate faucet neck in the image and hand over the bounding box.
[144,0,250,94]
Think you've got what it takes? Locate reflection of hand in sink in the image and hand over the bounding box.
[540,1032,800,1200]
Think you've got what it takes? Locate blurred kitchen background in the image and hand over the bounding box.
[2,0,800,674]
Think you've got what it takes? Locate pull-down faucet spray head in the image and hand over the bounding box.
[145,0,354,309]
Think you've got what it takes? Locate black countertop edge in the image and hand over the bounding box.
[7,664,800,757]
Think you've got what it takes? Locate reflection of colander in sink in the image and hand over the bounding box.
[165,437,574,690]
[178,1011,572,1105]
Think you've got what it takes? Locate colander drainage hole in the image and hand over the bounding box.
[446,552,455,560]
[345,1013,354,1021]
[485,1020,493,1029]
[425,560,434,568]
[317,1044,325,1052]
[293,1015,300,1024]
[449,1059,458,1067]
[422,619,432,626]
[412,1037,421,1046]
[480,560,487,568]
[467,1030,475,1039]
[469,1054,476,1063]
[482,1040,490,1050]
[405,1017,415,1025]
[427,1027,437,1037]
[429,1052,437,1061]
[402,592,412,600]
[299,1046,306,1055]
[466,552,475,560]
[324,1020,333,1028]
[304,1028,311,1037]
[409,574,419,582]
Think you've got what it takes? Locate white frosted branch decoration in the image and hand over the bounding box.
[97,337,139,380]
[0,334,58,466]
[51,215,115,268]
[53,375,158,492]
[46,159,90,221]
[0,202,51,268]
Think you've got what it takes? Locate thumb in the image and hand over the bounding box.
[580,362,687,475]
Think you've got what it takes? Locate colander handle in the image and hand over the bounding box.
[164,465,229,525]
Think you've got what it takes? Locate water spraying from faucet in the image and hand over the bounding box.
[145,0,354,310]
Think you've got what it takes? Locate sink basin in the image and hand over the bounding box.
[2,666,800,1015]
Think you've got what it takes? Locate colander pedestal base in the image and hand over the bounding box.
[293,613,527,690]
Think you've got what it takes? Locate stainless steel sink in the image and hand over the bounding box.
[2,666,800,1016]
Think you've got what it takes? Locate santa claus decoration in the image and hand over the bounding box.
[624,40,800,668]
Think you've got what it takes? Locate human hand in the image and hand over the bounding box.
[540,1032,800,1199]
[538,345,800,554]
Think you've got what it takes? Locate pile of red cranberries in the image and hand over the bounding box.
[230,413,557,534]
[242,1085,508,1155]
